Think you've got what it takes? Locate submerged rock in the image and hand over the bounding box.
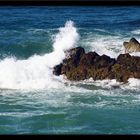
[53,43,140,83]
[123,38,140,53]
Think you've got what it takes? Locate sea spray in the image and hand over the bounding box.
[53,21,79,53]
[0,20,139,90]
[0,21,79,90]
[47,20,79,67]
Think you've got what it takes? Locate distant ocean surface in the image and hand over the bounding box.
[0,6,140,134]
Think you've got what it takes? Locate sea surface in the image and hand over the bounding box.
[0,6,140,134]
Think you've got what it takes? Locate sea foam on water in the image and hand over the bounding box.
[0,20,139,90]
[0,21,79,90]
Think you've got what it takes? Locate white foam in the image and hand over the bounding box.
[71,77,140,91]
[93,79,122,88]
[92,78,140,90]
[53,20,79,53]
[130,52,140,57]
[87,35,125,58]
[131,29,140,35]
[74,78,122,88]
[0,20,79,90]
[0,22,140,91]
[127,78,140,88]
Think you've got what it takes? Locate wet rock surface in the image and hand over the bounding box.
[123,38,140,53]
[53,45,140,83]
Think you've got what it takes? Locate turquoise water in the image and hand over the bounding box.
[0,6,140,134]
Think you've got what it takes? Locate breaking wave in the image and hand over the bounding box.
[0,20,139,90]
[0,21,79,90]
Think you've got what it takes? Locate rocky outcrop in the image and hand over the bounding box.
[53,46,140,83]
[110,53,140,83]
[123,38,140,53]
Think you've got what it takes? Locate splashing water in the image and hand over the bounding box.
[0,20,139,90]
[0,21,79,90]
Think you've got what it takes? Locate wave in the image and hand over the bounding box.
[0,20,79,90]
[131,29,140,35]
[83,32,140,58]
[0,20,139,90]
[90,35,124,58]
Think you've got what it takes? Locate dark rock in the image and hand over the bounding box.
[53,63,63,76]
[53,47,85,77]
[111,64,132,83]
[66,66,88,81]
[53,46,140,83]
[62,47,85,69]
[79,51,99,66]
[111,53,140,82]
[117,53,140,71]
[65,47,85,59]
[66,47,85,60]
[93,54,116,69]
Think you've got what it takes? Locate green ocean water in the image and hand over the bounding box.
[0,6,140,134]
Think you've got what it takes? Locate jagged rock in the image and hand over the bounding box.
[56,47,85,77]
[53,45,140,83]
[79,52,99,66]
[111,64,132,83]
[123,38,140,53]
[117,53,140,71]
[65,47,85,60]
[92,54,116,69]
[111,53,140,82]
[53,47,115,81]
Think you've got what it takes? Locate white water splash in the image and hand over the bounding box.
[0,21,79,90]
[131,29,140,35]
[0,21,139,91]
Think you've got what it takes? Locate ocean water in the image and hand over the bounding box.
[0,6,140,134]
